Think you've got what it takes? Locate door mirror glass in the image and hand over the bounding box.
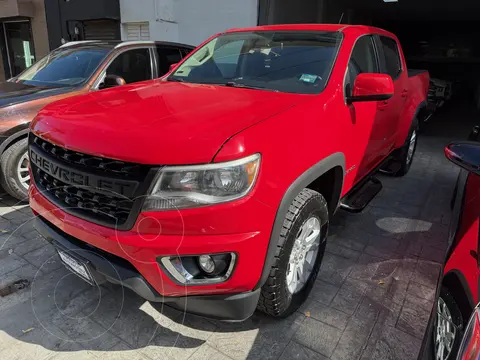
[100,74,126,89]
[347,73,394,103]
[445,142,480,175]
[457,304,480,360]
[169,63,178,72]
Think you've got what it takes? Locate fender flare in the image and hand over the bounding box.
[413,100,427,121]
[254,152,345,290]
[0,126,29,154]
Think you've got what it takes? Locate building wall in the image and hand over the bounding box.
[120,0,258,46]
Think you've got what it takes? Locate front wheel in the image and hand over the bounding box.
[0,138,30,201]
[257,189,329,318]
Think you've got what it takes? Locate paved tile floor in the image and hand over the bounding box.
[0,108,475,360]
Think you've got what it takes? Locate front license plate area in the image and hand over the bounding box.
[58,250,95,285]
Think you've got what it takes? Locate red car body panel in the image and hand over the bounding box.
[29,25,429,309]
[443,173,480,304]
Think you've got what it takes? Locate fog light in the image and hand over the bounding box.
[159,252,236,285]
[198,255,215,274]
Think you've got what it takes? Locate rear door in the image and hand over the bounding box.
[375,35,409,153]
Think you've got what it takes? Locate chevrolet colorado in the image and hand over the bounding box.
[29,24,429,321]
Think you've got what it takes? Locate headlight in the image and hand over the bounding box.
[143,153,260,211]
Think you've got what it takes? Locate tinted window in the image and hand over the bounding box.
[169,31,342,95]
[345,36,378,95]
[157,47,182,75]
[181,48,192,58]
[106,48,152,84]
[380,36,402,78]
[16,47,109,86]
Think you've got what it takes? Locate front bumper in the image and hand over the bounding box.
[34,216,261,321]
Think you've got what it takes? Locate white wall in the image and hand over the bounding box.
[120,0,258,46]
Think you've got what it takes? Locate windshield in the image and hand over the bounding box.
[15,47,110,87]
[169,31,342,94]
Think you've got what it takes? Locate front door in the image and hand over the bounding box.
[3,20,35,78]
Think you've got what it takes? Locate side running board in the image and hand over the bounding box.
[340,177,383,213]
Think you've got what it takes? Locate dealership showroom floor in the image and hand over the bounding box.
[0,105,476,360]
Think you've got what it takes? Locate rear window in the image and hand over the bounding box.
[380,36,402,79]
[169,31,343,94]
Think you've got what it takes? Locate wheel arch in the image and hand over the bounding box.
[442,269,476,326]
[254,152,345,290]
[0,126,29,154]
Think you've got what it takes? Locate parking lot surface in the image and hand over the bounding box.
[0,130,461,360]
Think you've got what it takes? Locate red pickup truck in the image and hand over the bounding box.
[29,24,429,321]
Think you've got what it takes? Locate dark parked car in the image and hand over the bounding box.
[0,40,194,201]
[420,127,480,360]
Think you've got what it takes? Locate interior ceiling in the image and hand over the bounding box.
[343,0,480,21]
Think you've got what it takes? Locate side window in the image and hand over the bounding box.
[345,36,378,95]
[181,48,193,58]
[157,47,182,75]
[106,48,152,84]
[379,36,402,79]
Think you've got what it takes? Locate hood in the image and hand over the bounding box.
[0,81,74,108]
[31,81,305,164]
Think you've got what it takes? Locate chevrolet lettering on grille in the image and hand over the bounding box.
[29,148,138,198]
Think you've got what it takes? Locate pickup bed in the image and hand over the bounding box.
[29,24,429,321]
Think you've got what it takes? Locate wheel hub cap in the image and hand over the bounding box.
[434,297,456,360]
[286,217,322,294]
[17,152,30,190]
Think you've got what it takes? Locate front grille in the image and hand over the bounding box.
[30,134,156,229]
[31,136,150,180]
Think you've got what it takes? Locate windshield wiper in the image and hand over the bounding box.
[224,81,278,92]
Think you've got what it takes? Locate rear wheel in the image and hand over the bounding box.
[434,287,463,360]
[257,189,328,318]
[393,118,419,177]
[0,138,29,201]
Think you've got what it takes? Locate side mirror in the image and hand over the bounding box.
[445,142,480,175]
[457,304,480,359]
[100,74,126,89]
[347,73,394,103]
[169,63,178,72]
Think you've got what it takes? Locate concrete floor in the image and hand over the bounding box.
[0,106,476,360]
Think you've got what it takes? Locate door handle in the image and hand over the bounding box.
[401,89,408,98]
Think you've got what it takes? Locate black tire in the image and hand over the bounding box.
[433,287,464,360]
[0,138,29,201]
[257,188,329,318]
[393,118,419,177]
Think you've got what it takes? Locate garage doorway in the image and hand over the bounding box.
[259,0,480,138]
[2,20,35,78]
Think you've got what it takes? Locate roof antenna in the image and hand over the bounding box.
[338,12,344,24]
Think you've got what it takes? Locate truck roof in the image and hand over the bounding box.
[225,24,396,38]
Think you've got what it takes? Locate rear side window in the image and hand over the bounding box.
[156,47,183,75]
[379,36,402,79]
[345,36,378,95]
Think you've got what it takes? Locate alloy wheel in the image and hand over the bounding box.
[17,152,30,190]
[434,297,456,360]
[286,216,321,294]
